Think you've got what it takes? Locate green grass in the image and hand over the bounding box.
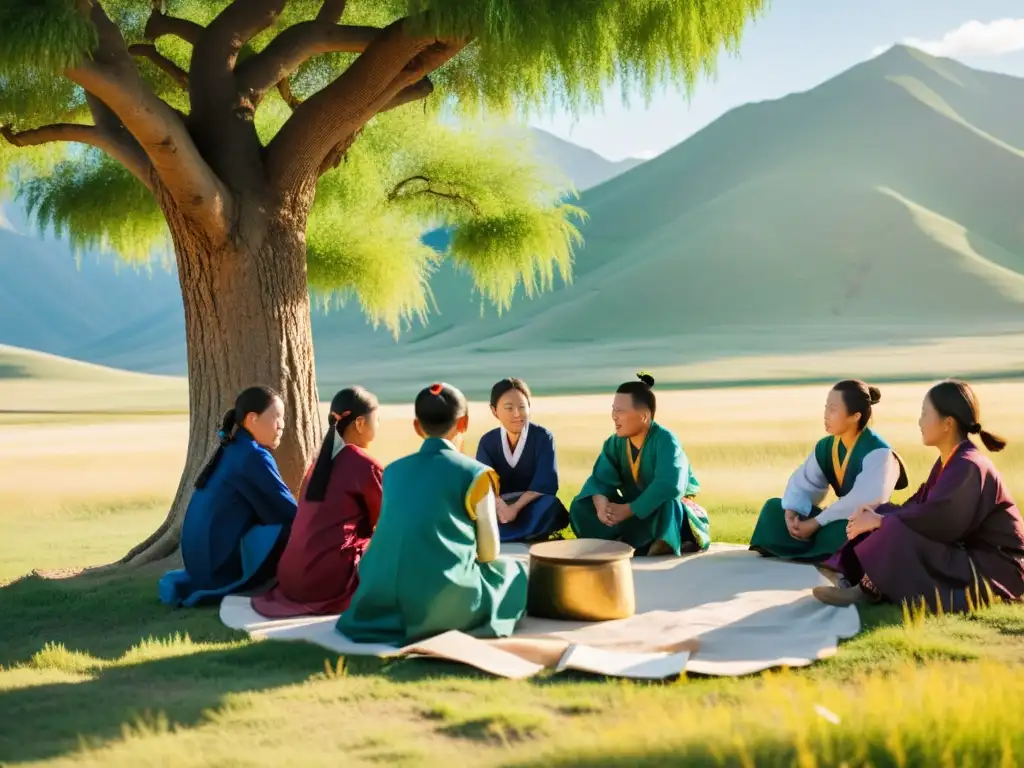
[2,382,1024,765]
[4,564,1024,766]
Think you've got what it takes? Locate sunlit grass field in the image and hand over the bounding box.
[2,380,1023,766]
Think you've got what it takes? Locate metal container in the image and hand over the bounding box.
[526,539,636,621]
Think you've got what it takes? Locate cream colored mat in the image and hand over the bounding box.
[219,544,859,679]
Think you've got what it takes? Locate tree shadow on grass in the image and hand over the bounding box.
[0,566,340,763]
[0,565,240,667]
[0,640,330,763]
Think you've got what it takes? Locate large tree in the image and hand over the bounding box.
[0,0,764,566]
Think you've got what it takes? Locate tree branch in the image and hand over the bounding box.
[86,92,156,191]
[144,11,203,46]
[194,0,288,74]
[0,122,155,191]
[266,16,467,197]
[380,77,434,113]
[188,0,287,189]
[129,43,189,89]
[277,79,301,110]
[387,175,481,214]
[317,0,348,22]
[67,2,229,237]
[235,22,380,102]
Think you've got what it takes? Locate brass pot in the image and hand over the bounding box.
[526,539,636,621]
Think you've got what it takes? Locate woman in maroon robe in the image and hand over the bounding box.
[252,387,383,617]
[814,380,1024,612]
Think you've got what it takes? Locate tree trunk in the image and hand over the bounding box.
[120,202,321,567]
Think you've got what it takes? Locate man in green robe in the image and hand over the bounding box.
[337,383,527,644]
[569,373,711,556]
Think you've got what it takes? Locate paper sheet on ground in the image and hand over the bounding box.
[219,544,859,679]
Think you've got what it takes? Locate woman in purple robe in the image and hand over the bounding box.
[475,378,569,542]
[814,380,1024,611]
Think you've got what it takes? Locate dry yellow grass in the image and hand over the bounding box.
[1,380,1021,582]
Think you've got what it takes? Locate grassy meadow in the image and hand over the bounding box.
[2,378,1024,765]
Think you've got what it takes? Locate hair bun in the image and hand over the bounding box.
[636,371,655,388]
[867,386,881,405]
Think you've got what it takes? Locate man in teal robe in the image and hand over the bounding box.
[569,374,711,556]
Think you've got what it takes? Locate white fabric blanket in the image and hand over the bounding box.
[219,544,859,679]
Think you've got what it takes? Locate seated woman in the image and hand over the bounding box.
[814,380,1024,611]
[337,383,528,644]
[749,380,908,562]
[568,373,710,556]
[159,387,297,607]
[475,377,569,542]
[252,387,383,618]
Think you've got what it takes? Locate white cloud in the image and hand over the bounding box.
[873,18,1024,59]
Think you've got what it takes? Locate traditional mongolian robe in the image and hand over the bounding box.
[749,428,907,562]
[337,437,528,644]
[475,423,568,542]
[568,422,710,555]
[836,441,1024,612]
[252,440,383,618]
[159,431,297,607]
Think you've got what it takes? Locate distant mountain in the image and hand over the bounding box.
[318,44,1024,395]
[529,129,645,191]
[4,47,1024,398]
[0,214,179,360]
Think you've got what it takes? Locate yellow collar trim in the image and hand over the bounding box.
[831,432,862,488]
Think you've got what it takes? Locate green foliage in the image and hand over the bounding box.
[0,71,86,129]
[409,0,768,113]
[0,0,97,75]
[0,0,763,335]
[18,151,168,261]
[307,111,583,334]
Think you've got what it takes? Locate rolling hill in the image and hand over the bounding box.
[0,344,186,413]
[3,46,1024,399]
[309,45,1024,395]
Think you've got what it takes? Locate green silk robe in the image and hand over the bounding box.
[337,438,528,644]
[749,427,907,562]
[568,422,710,555]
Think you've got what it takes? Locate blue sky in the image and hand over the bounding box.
[530,0,1024,160]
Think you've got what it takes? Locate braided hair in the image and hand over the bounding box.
[305,387,379,502]
[195,386,280,489]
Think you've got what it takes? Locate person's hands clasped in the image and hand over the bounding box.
[788,515,821,540]
[601,502,633,527]
[496,498,520,525]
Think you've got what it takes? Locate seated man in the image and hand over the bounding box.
[569,373,710,556]
[337,383,528,645]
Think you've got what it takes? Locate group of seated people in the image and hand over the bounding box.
[158,373,1024,644]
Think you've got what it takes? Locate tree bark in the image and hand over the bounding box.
[119,200,321,566]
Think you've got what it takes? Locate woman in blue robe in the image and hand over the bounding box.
[159,386,298,607]
[475,378,569,542]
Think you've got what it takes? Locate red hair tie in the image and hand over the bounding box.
[429,383,444,396]
[339,410,351,419]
